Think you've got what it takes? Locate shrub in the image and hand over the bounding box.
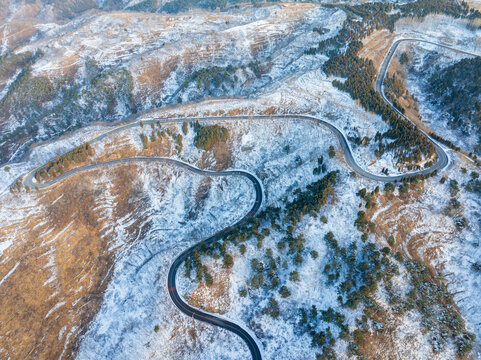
[328,145,336,158]
[262,297,280,318]
[279,285,291,298]
[352,329,365,346]
[239,288,248,297]
[239,244,246,255]
[250,274,264,289]
[384,182,395,193]
[205,273,213,286]
[223,253,234,268]
[289,271,300,282]
[387,235,395,247]
[140,133,148,149]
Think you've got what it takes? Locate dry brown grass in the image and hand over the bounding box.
[360,29,395,70]
[0,19,44,49]
[365,183,453,270]
[386,57,427,131]
[134,56,180,104]
[199,138,233,171]
[357,306,400,360]
[466,0,481,11]
[185,269,231,314]
[360,30,426,139]
[0,164,146,360]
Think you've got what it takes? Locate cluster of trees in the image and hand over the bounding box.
[262,297,280,318]
[179,60,263,99]
[193,122,228,150]
[306,3,397,56]
[430,132,461,152]
[0,50,41,81]
[399,52,409,65]
[324,41,435,165]
[181,158,339,304]
[0,58,134,164]
[184,249,214,284]
[306,195,474,359]
[441,177,469,229]
[298,305,345,357]
[9,179,23,193]
[427,57,481,153]
[312,156,327,175]
[140,133,149,149]
[351,177,474,357]
[398,0,480,19]
[357,186,378,209]
[180,65,238,95]
[402,261,476,356]
[465,171,481,194]
[306,0,481,166]
[347,135,370,147]
[316,231,402,358]
[1,73,55,121]
[125,0,157,12]
[159,0,267,14]
[383,73,408,114]
[180,144,474,358]
[34,143,94,181]
[140,122,183,152]
[284,171,339,225]
[248,246,286,292]
[323,231,400,311]
[184,241,235,285]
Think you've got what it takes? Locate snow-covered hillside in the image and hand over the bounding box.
[1,2,481,360]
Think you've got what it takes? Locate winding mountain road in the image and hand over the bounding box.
[23,113,449,191]
[23,156,263,359]
[21,112,449,360]
[19,44,463,358]
[375,38,480,166]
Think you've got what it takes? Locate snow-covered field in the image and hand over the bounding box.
[73,115,339,359]
[398,39,479,152]
[1,5,481,360]
[76,164,254,360]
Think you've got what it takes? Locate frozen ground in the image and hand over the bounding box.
[178,148,481,359]
[76,163,254,360]
[398,40,479,152]
[414,156,481,358]
[74,115,341,359]
[1,6,481,360]
[395,14,481,53]
[1,76,479,360]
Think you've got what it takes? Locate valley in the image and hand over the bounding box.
[1,1,481,360]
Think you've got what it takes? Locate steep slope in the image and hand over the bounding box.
[0,4,343,163]
[0,157,253,359]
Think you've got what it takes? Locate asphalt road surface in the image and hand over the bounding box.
[375,38,480,168]
[23,113,450,190]
[23,156,264,359]
[20,112,451,360]
[18,40,470,358]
